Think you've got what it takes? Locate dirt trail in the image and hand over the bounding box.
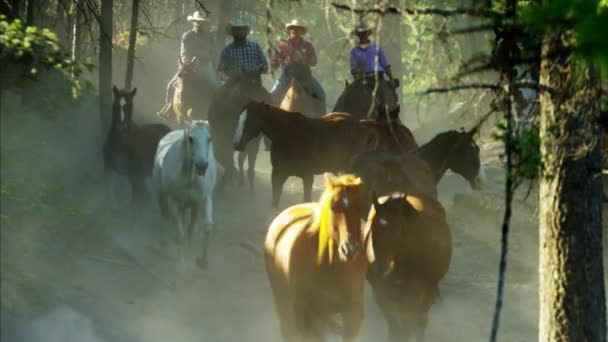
[2,143,541,342]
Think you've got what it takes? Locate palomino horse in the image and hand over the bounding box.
[233,101,377,209]
[365,192,452,341]
[333,77,400,120]
[280,78,324,118]
[103,85,171,218]
[208,70,271,192]
[265,173,367,342]
[152,120,216,278]
[170,57,215,123]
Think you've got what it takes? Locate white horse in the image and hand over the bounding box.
[152,120,216,279]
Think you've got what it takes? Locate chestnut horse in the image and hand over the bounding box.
[233,101,377,208]
[265,173,367,342]
[171,57,215,123]
[365,192,452,341]
[280,78,324,118]
[360,115,418,153]
[103,86,171,219]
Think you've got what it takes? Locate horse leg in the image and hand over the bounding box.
[237,151,246,187]
[341,302,364,342]
[293,300,325,342]
[370,286,401,341]
[196,194,214,269]
[271,170,288,209]
[302,174,314,203]
[129,174,147,230]
[267,274,297,342]
[246,136,261,195]
[167,199,186,286]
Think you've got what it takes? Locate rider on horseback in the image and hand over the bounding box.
[217,19,268,90]
[350,23,397,88]
[158,11,218,118]
[269,19,326,113]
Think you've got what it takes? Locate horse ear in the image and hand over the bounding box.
[112,85,119,95]
[324,173,335,189]
[345,80,350,87]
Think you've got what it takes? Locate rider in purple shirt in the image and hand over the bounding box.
[349,23,396,86]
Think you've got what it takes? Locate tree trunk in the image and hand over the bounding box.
[538,30,606,342]
[124,0,139,90]
[99,0,113,138]
[377,0,402,80]
[71,0,83,64]
[173,0,184,37]
[24,0,34,26]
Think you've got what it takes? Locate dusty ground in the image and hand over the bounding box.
[2,94,545,342]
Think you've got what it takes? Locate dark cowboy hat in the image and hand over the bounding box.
[225,19,251,35]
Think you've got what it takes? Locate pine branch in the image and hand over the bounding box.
[330,2,501,19]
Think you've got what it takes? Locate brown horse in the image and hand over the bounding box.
[171,57,214,123]
[265,173,367,342]
[280,78,324,118]
[233,101,377,208]
[365,193,452,341]
[360,116,418,153]
[333,77,400,120]
[208,70,272,192]
[103,86,171,218]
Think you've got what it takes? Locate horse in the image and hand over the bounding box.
[350,127,484,219]
[265,173,367,342]
[233,101,377,209]
[280,78,324,118]
[152,120,216,277]
[365,192,452,341]
[103,85,171,219]
[208,70,271,193]
[360,114,418,153]
[171,57,214,123]
[333,76,400,120]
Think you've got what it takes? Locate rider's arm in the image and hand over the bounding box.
[255,43,269,74]
[216,48,229,80]
[180,32,191,64]
[349,48,359,76]
[306,41,318,67]
[378,46,394,82]
[270,41,284,70]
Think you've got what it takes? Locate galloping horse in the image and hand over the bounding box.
[171,57,215,123]
[280,78,324,118]
[233,101,377,208]
[153,121,216,276]
[208,70,271,192]
[333,77,400,120]
[365,192,452,341]
[265,173,367,342]
[103,85,171,218]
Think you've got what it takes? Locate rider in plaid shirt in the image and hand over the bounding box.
[217,19,268,83]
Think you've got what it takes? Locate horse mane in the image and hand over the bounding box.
[313,174,362,264]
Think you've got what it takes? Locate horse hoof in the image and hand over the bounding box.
[196,256,208,269]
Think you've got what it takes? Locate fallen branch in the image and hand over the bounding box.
[330,2,500,19]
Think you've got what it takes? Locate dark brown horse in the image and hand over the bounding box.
[265,173,367,342]
[103,86,171,217]
[360,114,418,153]
[333,77,400,120]
[208,70,272,192]
[350,127,484,219]
[233,101,377,208]
[365,193,452,341]
[171,57,215,123]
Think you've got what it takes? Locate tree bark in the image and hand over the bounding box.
[538,30,606,342]
[71,0,83,63]
[124,0,139,90]
[377,0,402,80]
[24,0,34,26]
[99,0,113,137]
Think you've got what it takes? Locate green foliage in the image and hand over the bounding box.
[520,0,608,78]
[493,121,541,186]
[0,15,94,97]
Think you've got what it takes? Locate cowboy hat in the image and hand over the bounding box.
[285,19,307,33]
[352,22,373,35]
[187,11,208,22]
[226,18,251,34]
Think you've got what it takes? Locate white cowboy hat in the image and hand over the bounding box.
[285,19,307,33]
[226,18,251,34]
[187,11,208,22]
[352,22,373,35]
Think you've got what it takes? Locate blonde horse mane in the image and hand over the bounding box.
[314,173,362,264]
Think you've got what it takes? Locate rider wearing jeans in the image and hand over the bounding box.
[158,11,218,118]
[270,20,326,112]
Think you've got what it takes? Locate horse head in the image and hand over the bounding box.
[426,128,485,190]
[317,173,363,264]
[182,120,213,176]
[233,100,268,151]
[112,85,137,129]
[368,192,417,277]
